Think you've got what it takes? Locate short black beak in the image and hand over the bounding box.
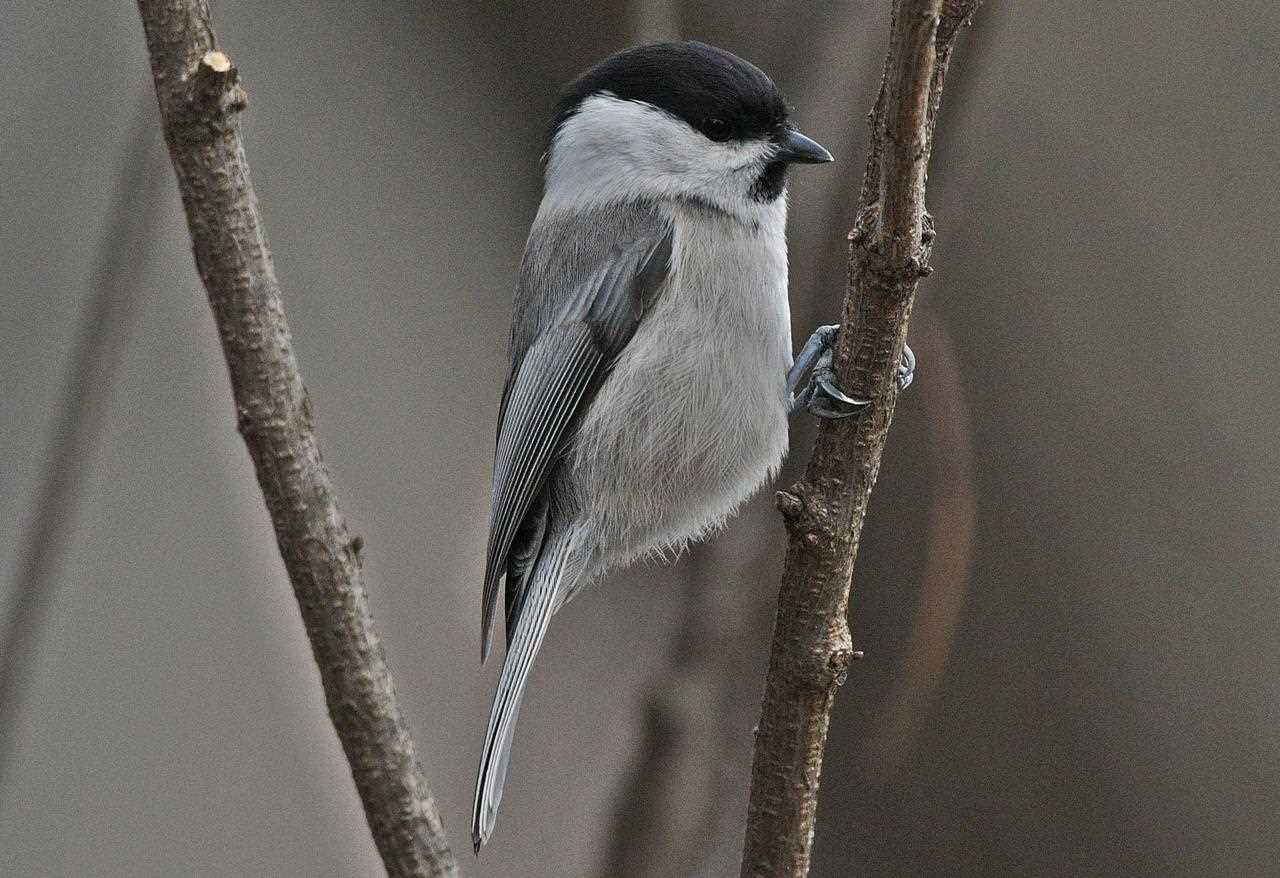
[774,127,834,164]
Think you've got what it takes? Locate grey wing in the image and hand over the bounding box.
[480,206,673,660]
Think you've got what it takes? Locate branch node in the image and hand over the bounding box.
[169,48,248,148]
[202,50,232,75]
[851,203,880,246]
[827,648,853,687]
[908,255,933,279]
[194,50,246,110]
[775,489,803,522]
[787,636,856,694]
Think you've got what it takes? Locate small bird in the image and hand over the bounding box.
[472,40,912,851]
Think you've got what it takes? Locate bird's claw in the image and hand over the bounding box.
[788,324,916,420]
[805,349,872,419]
[897,342,916,391]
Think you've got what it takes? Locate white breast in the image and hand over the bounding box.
[571,200,792,569]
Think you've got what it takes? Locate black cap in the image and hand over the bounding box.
[553,41,789,147]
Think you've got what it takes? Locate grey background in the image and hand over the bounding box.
[2,2,1277,876]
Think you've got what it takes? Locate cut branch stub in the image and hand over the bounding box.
[192,50,245,107]
[134,2,458,875]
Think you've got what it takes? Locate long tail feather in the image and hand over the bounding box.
[472,526,578,852]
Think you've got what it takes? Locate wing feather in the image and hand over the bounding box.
[480,207,673,659]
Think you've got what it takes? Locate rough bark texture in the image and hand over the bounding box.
[134,4,458,876]
[740,3,982,876]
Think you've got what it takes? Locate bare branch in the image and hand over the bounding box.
[133,3,458,876]
[598,546,760,877]
[0,99,163,788]
[599,569,721,878]
[740,3,983,876]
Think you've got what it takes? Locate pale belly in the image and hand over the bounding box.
[568,208,792,569]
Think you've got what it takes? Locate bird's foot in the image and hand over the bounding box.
[897,342,916,391]
[787,325,915,420]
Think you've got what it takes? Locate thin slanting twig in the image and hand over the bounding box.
[598,544,761,878]
[740,3,983,876]
[599,556,720,878]
[0,98,164,789]
[133,4,458,876]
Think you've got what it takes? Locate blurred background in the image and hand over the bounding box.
[2,1,1278,875]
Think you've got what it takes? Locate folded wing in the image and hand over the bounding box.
[480,204,673,660]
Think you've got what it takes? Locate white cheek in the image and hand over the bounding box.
[541,94,778,222]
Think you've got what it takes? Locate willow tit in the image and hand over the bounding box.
[471,40,912,850]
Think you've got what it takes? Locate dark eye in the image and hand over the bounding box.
[704,118,731,142]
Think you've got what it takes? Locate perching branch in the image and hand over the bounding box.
[134,4,458,876]
[740,3,983,876]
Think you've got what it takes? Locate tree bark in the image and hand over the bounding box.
[739,3,983,876]
[134,4,458,876]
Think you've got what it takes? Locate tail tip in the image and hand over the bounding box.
[472,814,492,855]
